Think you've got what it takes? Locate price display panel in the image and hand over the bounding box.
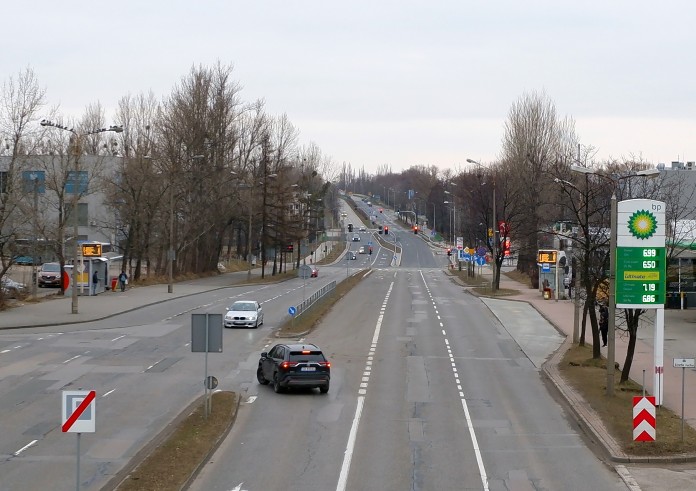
[615,246,665,308]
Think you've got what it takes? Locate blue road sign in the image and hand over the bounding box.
[477,246,486,256]
[542,263,551,273]
[475,255,486,266]
[288,306,297,316]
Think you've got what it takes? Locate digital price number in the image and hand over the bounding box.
[615,246,665,307]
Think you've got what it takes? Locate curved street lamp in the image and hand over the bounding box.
[40,119,123,314]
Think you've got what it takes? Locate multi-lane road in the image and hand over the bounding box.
[0,197,662,490]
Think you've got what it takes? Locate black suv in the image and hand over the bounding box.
[257,343,330,394]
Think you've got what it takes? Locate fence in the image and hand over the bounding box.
[295,280,337,317]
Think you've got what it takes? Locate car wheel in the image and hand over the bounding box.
[257,367,269,385]
[273,373,284,393]
[254,319,259,329]
[320,382,329,394]
[259,315,264,326]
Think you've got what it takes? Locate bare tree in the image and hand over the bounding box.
[0,67,46,299]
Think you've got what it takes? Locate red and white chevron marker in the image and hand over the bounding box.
[633,396,656,442]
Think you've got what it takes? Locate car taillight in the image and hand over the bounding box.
[319,361,331,368]
[281,361,298,370]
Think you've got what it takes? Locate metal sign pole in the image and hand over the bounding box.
[205,314,209,418]
[76,433,81,491]
[682,366,686,442]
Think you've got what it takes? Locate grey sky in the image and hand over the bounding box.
[4,1,695,172]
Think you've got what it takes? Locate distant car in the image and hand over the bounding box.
[359,246,367,254]
[1,277,27,298]
[347,252,357,260]
[224,300,264,328]
[310,266,319,277]
[352,234,360,242]
[359,225,366,232]
[257,343,331,393]
[13,255,35,266]
[38,262,62,288]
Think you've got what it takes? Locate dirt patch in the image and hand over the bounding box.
[559,344,696,455]
[110,391,239,491]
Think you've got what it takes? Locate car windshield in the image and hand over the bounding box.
[42,263,60,272]
[230,302,256,311]
[289,351,325,362]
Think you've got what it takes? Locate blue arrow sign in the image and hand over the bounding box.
[475,255,486,266]
[288,306,297,316]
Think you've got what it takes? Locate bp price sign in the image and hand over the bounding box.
[616,199,665,309]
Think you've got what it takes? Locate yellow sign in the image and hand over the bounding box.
[623,271,660,281]
[537,250,557,264]
[81,243,102,257]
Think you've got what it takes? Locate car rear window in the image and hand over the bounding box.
[289,351,325,362]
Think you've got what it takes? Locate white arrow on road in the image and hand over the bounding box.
[229,484,248,491]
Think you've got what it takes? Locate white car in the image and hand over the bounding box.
[352,234,360,242]
[224,300,264,328]
[359,226,366,231]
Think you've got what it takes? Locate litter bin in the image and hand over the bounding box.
[543,288,552,300]
[111,277,118,291]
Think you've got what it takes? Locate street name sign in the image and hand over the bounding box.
[674,358,696,368]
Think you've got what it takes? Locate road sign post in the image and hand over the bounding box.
[62,390,96,491]
[674,358,695,441]
[192,314,223,417]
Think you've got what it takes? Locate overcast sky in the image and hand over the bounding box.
[3,1,695,173]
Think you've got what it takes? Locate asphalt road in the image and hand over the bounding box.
[0,196,682,490]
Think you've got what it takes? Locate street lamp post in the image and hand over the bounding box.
[40,119,123,314]
[467,159,497,291]
[553,176,586,345]
[570,165,660,396]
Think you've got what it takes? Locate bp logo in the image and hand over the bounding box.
[627,210,657,239]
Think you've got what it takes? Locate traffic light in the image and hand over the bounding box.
[286,244,294,253]
[384,226,389,235]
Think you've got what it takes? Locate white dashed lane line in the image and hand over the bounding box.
[336,281,393,491]
[420,270,489,491]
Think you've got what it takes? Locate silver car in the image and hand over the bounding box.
[224,300,264,328]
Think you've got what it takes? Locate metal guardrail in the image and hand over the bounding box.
[295,280,337,317]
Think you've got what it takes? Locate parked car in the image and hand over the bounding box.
[224,300,264,328]
[38,262,62,288]
[13,255,35,266]
[257,343,330,393]
[1,277,27,298]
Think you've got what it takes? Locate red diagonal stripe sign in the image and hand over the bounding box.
[62,390,96,432]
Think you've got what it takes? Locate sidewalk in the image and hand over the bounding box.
[0,268,265,330]
[466,263,696,463]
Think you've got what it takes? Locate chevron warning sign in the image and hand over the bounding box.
[633,396,656,441]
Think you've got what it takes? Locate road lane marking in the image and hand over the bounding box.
[336,396,365,491]
[111,335,126,342]
[420,271,490,491]
[62,355,81,364]
[102,389,116,397]
[13,440,37,456]
[336,281,393,491]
